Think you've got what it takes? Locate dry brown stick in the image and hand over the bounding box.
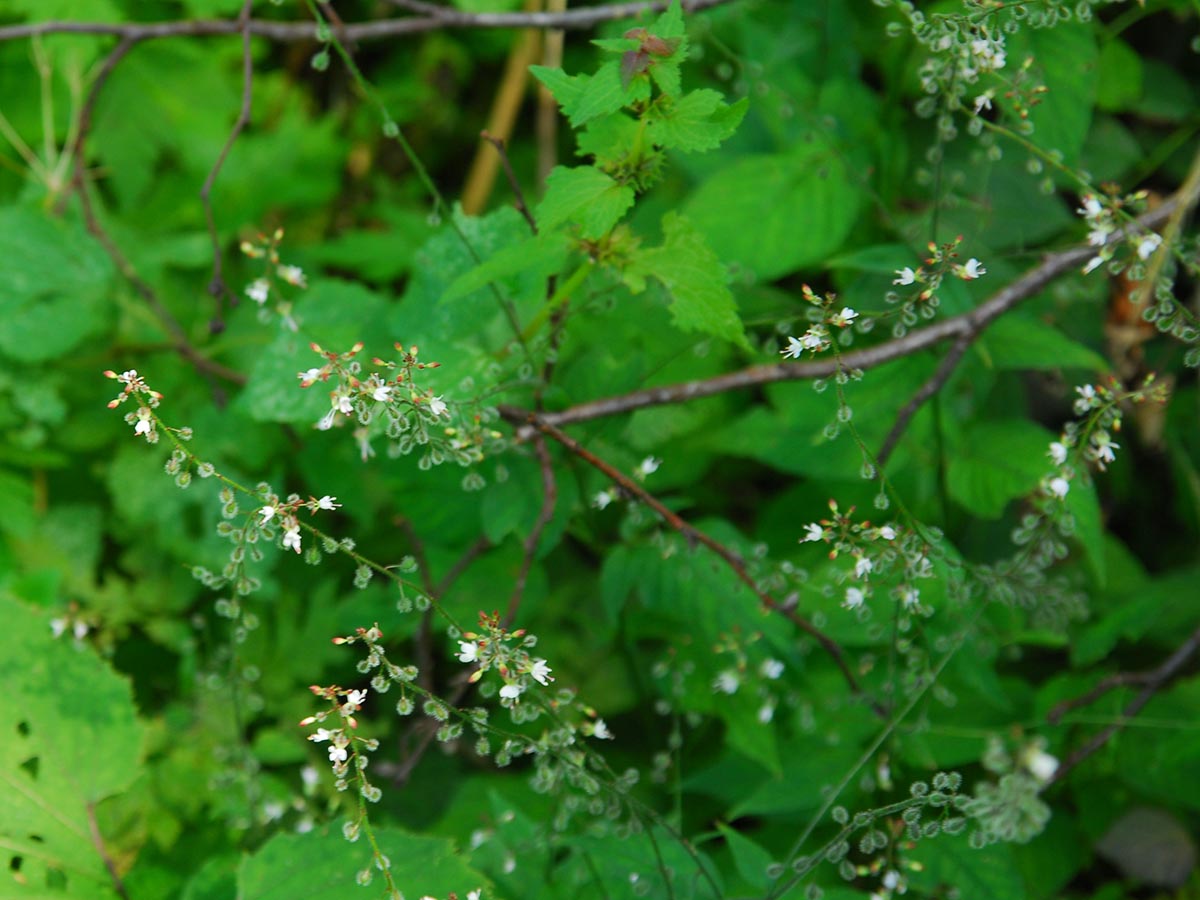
[199,0,255,317]
[481,131,539,234]
[0,0,734,43]
[876,332,972,468]
[86,802,129,900]
[515,199,1180,438]
[500,405,884,715]
[1047,623,1200,786]
[536,0,566,185]
[504,435,558,626]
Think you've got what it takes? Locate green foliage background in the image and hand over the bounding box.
[1,0,1199,898]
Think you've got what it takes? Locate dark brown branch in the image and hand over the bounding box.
[199,0,255,318]
[86,802,129,900]
[504,435,558,626]
[1046,623,1200,786]
[517,199,1179,438]
[500,406,884,715]
[876,332,972,468]
[482,130,538,235]
[0,0,733,43]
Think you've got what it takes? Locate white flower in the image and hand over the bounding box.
[316,407,338,431]
[327,743,348,764]
[499,683,524,701]
[259,505,276,524]
[1082,254,1106,275]
[1078,195,1103,218]
[73,621,89,640]
[957,258,987,279]
[335,393,354,415]
[830,307,858,327]
[593,489,615,510]
[638,456,661,478]
[1023,747,1059,783]
[1048,441,1068,466]
[1048,476,1070,499]
[1073,384,1098,414]
[316,495,340,510]
[282,525,302,553]
[1137,233,1162,260]
[309,728,335,743]
[801,327,827,351]
[277,264,307,288]
[843,587,865,610]
[757,702,775,724]
[344,689,367,708]
[882,870,902,892]
[973,92,993,114]
[901,587,920,609]
[457,640,479,663]
[893,266,918,286]
[802,523,826,542]
[298,367,323,385]
[713,670,740,694]
[50,618,67,638]
[134,407,153,436]
[529,659,554,685]
[781,336,806,359]
[878,525,897,541]
[372,384,392,402]
[1092,430,1119,469]
[429,396,448,417]
[1088,227,1112,247]
[854,555,873,579]
[759,658,784,679]
[245,278,270,304]
[467,891,482,900]
[592,719,613,740]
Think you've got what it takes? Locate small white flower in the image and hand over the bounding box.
[309,728,335,743]
[593,489,615,510]
[1092,430,1119,469]
[1073,383,1098,414]
[1048,441,1068,466]
[499,683,524,701]
[245,278,270,304]
[259,505,276,524]
[843,587,866,610]
[1137,233,1162,260]
[1082,254,1106,275]
[757,702,775,724]
[713,670,740,695]
[878,524,897,541]
[882,870,902,892]
[298,367,323,385]
[529,659,554,686]
[592,719,613,740]
[1048,476,1070,499]
[1078,195,1103,218]
[50,618,67,638]
[316,407,338,431]
[429,396,448,417]
[277,264,307,288]
[830,306,858,327]
[134,407,153,436]
[467,891,482,900]
[901,587,920,609]
[301,765,319,787]
[637,456,661,478]
[802,522,826,543]
[335,393,354,415]
[316,495,340,510]
[327,743,348,763]
[781,336,806,359]
[73,621,89,640]
[759,658,784,679]
[372,384,392,402]
[1023,747,1059,783]
[1088,227,1112,247]
[973,92,993,114]
[893,266,918,286]
[958,258,987,279]
[344,689,367,708]
[282,525,302,553]
[457,641,479,663]
[801,327,827,351]
[854,555,873,579]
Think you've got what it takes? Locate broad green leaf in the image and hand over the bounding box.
[685,145,860,280]
[1018,23,1098,165]
[443,232,570,303]
[647,91,748,154]
[714,823,772,892]
[570,827,720,900]
[538,165,635,238]
[529,65,585,113]
[1115,678,1200,812]
[0,597,145,899]
[946,420,1054,519]
[1095,39,1143,112]
[238,826,492,900]
[567,61,628,127]
[0,207,113,363]
[982,315,1108,373]
[1065,476,1105,586]
[628,212,748,348]
[908,837,1024,900]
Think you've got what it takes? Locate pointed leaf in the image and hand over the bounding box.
[537,165,635,238]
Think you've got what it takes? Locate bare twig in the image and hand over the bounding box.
[1047,623,1200,786]
[482,130,538,234]
[199,0,255,318]
[504,435,558,625]
[876,332,972,468]
[515,199,1180,438]
[0,0,733,43]
[500,406,884,715]
[86,802,129,900]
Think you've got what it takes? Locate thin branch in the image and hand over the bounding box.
[86,802,129,900]
[516,199,1180,438]
[1047,623,1200,786]
[199,0,255,316]
[876,332,971,468]
[482,130,538,235]
[0,0,734,43]
[500,406,884,715]
[504,435,558,626]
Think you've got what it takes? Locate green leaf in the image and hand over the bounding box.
[908,837,1024,900]
[567,60,629,127]
[1095,38,1143,113]
[443,232,570,302]
[0,597,145,899]
[529,65,585,113]
[1065,476,1106,586]
[685,145,861,280]
[715,822,773,892]
[647,91,748,154]
[0,207,114,363]
[238,826,492,899]
[537,165,635,238]
[982,315,1109,373]
[628,212,749,348]
[1018,23,1098,165]
[946,420,1054,519]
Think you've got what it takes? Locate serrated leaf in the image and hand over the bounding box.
[946,420,1055,519]
[647,91,748,154]
[0,597,145,899]
[529,65,585,113]
[568,60,628,127]
[629,212,748,348]
[537,165,635,238]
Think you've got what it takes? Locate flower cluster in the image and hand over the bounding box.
[104,369,165,443]
[300,678,376,788]
[457,611,558,709]
[710,637,787,726]
[256,491,341,556]
[801,500,934,615]
[1075,191,1162,275]
[241,228,308,331]
[780,284,861,359]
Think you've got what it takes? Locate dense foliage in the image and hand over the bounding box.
[1,0,1199,898]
